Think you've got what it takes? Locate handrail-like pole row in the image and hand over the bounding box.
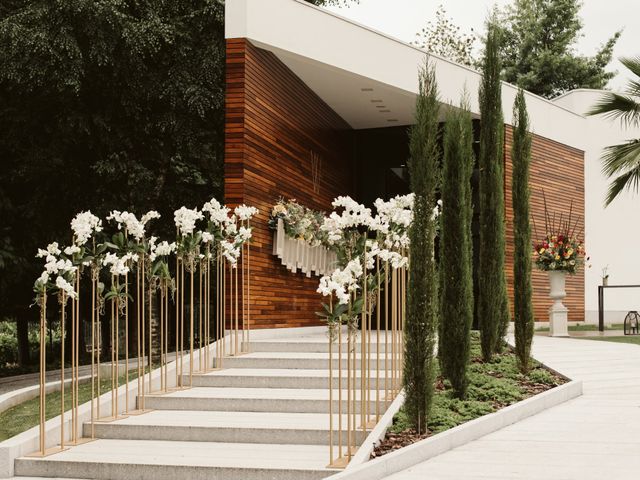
[327,251,407,468]
[31,229,253,457]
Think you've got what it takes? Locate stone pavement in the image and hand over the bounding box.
[385,335,640,480]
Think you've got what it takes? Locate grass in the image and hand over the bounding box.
[573,336,640,346]
[535,323,623,333]
[386,332,563,438]
[0,369,144,442]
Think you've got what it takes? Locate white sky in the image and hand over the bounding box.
[326,0,639,91]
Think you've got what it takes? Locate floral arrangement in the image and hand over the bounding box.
[534,233,585,274]
[33,199,258,304]
[269,198,327,246]
[533,197,586,275]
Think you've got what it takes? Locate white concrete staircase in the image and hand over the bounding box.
[14,331,389,480]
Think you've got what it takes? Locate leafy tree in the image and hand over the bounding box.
[477,23,511,361]
[413,5,476,67]
[498,0,621,99]
[439,97,474,398]
[588,57,640,205]
[511,89,535,373]
[405,60,440,432]
[0,0,227,364]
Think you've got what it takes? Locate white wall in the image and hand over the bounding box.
[554,89,640,324]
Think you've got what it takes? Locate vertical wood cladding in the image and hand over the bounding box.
[504,126,585,322]
[224,38,353,329]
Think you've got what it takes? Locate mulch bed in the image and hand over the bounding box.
[371,355,566,459]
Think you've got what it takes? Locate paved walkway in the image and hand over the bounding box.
[386,336,640,480]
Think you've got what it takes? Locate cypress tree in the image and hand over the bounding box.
[405,61,440,432]
[439,98,474,398]
[478,23,511,360]
[512,89,535,372]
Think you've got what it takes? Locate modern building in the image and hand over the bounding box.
[224,0,640,329]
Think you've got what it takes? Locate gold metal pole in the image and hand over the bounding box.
[140,261,146,407]
[327,297,334,466]
[115,276,120,417]
[160,278,165,391]
[70,278,76,443]
[385,261,389,406]
[346,316,351,460]
[148,272,153,393]
[136,262,141,408]
[190,259,194,386]
[234,262,239,356]
[164,281,169,391]
[199,257,203,372]
[376,257,380,421]
[41,292,47,454]
[91,272,96,439]
[124,272,129,413]
[360,247,367,432]
[247,220,251,351]
[61,291,66,448]
[180,257,185,387]
[338,320,344,466]
[175,256,180,388]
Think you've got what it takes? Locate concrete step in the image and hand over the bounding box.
[14,439,334,480]
[223,351,392,370]
[143,387,383,413]
[246,339,391,353]
[84,410,365,445]
[189,368,395,390]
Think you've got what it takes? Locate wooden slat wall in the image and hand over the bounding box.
[224,38,353,329]
[504,126,585,322]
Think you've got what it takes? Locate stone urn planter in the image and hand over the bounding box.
[548,270,569,337]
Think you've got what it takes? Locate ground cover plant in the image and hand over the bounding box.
[372,332,565,458]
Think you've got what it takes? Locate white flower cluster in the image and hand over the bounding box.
[234,204,259,221]
[141,210,161,225]
[107,210,145,241]
[201,232,214,244]
[373,194,414,249]
[322,196,373,244]
[71,211,102,245]
[35,242,78,298]
[149,237,177,262]
[174,207,204,236]
[220,239,241,265]
[317,259,364,304]
[56,276,77,299]
[103,252,138,276]
[202,198,231,226]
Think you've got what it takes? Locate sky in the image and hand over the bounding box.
[326,0,639,91]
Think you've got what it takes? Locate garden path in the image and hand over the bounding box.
[385,335,640,480]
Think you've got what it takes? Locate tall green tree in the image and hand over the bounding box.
[405,61,440,432]
[439,98,474,398]
[0,0,354,365]
[588,57,640,206]
[0,0,227,364]
[498,0,620,99]
[478,23,511,361]
[511,89,535,373]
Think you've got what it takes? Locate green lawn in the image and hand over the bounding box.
[574,336,640,346]
[536,323,624,333]
[0,369,143,442]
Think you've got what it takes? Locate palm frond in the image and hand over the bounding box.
[587,92,640,127]
[620,56,640,78]
[601,139,640,178]
[605,168,640,206]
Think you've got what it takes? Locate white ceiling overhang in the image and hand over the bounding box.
[226,0,586,149]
